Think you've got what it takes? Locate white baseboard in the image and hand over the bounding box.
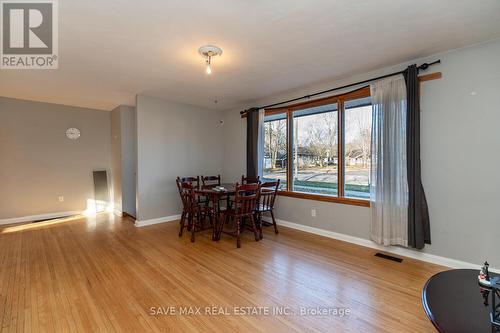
[263,217,500,273]
[0,211,82,226]
[134,214,181,227]
[113,209,123,217]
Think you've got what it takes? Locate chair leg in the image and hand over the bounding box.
[258,212,263,239]
[208,210,214,227]
[186,212,192,231]
[190,214,195,243]
[179,211,186,237]
[197,206,203,228]
[216,213,226,241]
[253,212,259,237]
[209,210,215,240]
[250,214,259,242]
[270,210,278,234]
[236,217,241,248]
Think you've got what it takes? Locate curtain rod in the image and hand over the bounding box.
[240,60,441,115]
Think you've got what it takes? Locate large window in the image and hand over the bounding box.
[344,97,372,199]
[261,87,372,205]
[292,103,338,196]
[263,113,287,189]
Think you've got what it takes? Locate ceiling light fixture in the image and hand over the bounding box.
[198,45,222,75]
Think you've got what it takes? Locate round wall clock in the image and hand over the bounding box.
[66,127,81,140]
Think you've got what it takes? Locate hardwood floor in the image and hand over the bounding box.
[0,214,444,332]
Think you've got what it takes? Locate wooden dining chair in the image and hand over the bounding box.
[217,183,261,248]
[176,177,191,233]
[179,175,210,205]
[241,175,260,184]
[202,174,229,211]
[201,175,221,188]
[254,180,280,238]
[177,180,214,242]
[179,176,200,187]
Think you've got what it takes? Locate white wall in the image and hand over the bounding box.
[222,39,500,268]
[419,40,500,267]
[135,95,224,222]
[111,107,122,213]
[0,97,111,220]
[110,105,137,217]
[120,106,137,217]
[222,108,247,182]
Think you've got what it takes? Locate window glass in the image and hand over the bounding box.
[259,89,372,203]
[263,113,287,189]
[292,103,338,196]
[344,97,372,199]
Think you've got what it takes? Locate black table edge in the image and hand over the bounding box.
[422,269,455,333]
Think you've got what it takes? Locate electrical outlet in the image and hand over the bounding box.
[58,196,64,202]
[311,209,316,218]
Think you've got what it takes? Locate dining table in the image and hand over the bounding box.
[195,183,236,240]
[422,269,500,332]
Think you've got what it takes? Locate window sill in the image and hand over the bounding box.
[277,190,370,207]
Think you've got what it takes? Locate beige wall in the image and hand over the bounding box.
[135,95,223,221]
[0,97,111,220]
[222,39,500,268]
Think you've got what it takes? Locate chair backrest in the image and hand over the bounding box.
[201,175,221,188]
[176,177,183,194]
[260,180,280,209]
[178,180,196,209]
[241,175,260,185]
[233,182,260,216]
[179,176,200,188]
[176,178,187,208]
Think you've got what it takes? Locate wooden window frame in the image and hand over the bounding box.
[258,72,442,207]
[263,86,372,207]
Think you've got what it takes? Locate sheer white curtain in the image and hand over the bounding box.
[370,75,408,247]
[257,109,265,178]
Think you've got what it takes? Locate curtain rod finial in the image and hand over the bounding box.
[419,63,429,71]
[418,59,441,71]
[240,107,260,115]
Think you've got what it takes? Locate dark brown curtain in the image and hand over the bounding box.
[404,65,431,249]
[246,108,260,179]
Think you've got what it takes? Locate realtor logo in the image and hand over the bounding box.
[1,0,58,69]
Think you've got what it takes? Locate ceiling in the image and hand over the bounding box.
[1,0,500,111]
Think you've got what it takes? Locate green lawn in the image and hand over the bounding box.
[293,180,369,193]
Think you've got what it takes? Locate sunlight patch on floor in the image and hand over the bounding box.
[0,214,84,234]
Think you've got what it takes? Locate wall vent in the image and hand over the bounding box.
[374,252,403,263]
